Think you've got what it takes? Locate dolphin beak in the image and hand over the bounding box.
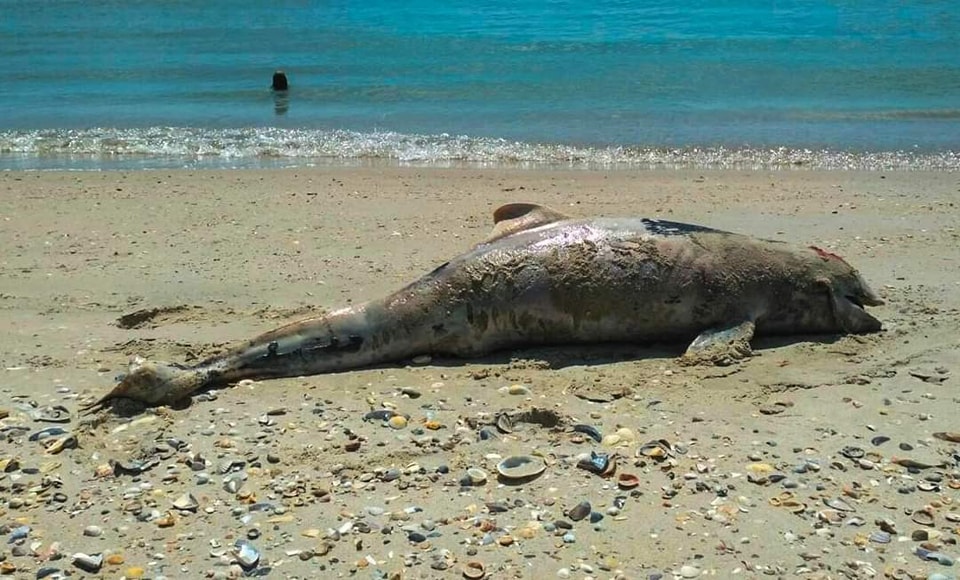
[857,276,884,307]
[861,288,884,307]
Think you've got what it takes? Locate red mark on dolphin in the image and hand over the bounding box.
[809,246,848,264]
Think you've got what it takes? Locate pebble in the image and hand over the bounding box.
[679,564,701,578]
[82,525,102,537]
[567,501,591,521]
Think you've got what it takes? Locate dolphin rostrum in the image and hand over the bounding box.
[83,203,883,412]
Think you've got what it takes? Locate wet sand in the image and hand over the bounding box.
[1,167,958,579]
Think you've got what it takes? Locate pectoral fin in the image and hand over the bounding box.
[680,320,756,366]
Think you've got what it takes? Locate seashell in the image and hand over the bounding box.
[31,405,71,423]
[617,473,640,490]
[875,517,897,533]
[638,440,672,460]
[8,525,30,543]
[746,462,775,474]
[824,497,856,512]
[387,415,408,430]
[466,468,488,486]
[566,501,591,522]
[172,492,199,512]
[43,434,78,455]
[911,508,935,526]
[496,455,546,481]
[840,446,865,459]
[892,456,942,470]
[869,531,891,544]
[462,560,486,579]
[933,432,960,443]
[233,540,260,569]
[870,436,890,446]
[911,529,940,541]
[363,409,397,422]
[112,458,159,477]
[571,424,602,443]
[915,547,954,566]
[917,481,940,492]
[577,451,615,476]
[495,413,514,434]
[224,472,246,493]
[0,457,20,473]
[817,509,845,524]
[29,427,68,442]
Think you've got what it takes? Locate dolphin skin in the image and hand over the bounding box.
[84,203,883,411]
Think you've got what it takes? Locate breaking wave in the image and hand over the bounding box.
[1,127,957,171]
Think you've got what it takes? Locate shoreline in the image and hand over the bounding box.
[1,167,958,579]
[2,127,959,172]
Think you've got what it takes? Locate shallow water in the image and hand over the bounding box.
[1,0,957,169]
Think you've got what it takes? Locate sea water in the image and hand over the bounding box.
[0,0,958,170]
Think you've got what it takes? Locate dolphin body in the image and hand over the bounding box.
[84,203,883,411]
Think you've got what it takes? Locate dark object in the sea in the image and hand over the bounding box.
[271,70,288,91]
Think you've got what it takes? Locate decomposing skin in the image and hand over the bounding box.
[83,203,883,412]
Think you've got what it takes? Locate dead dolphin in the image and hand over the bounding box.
[83,203,883,411]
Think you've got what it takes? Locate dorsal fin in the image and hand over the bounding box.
[484,203,571,243]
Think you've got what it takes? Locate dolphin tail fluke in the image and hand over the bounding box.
[80,356,208,414]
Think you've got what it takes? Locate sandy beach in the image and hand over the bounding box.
[1,167,958,580]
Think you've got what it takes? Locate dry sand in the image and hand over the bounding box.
[0,167,958,579]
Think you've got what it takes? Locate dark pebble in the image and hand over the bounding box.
[554,519,573,530]
[486,501,509,513]
[408,532,427,543]
[871,436,890,446]
[567,501,591,522]
[899,442,914,451]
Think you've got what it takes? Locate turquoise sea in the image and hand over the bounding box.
[1,0,958,170]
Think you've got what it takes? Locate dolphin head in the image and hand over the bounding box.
[809,247,884,333]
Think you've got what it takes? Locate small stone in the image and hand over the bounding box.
[679,564,701,578]
[72,553,104,574]
[82,525,102,537]
[388,415,408,430]
[566,501,591,522]
[507,384,530,395]
[105,554,125,566]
